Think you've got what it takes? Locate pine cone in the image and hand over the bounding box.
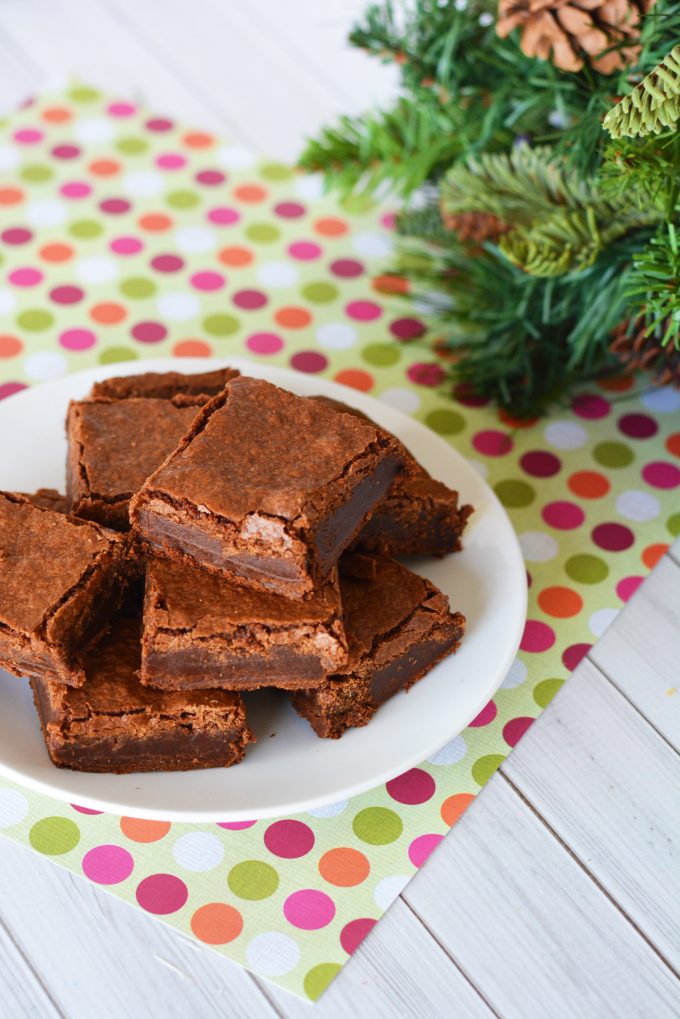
[496,0,655,75]
[611,317,680,387]
[441,209,509,245]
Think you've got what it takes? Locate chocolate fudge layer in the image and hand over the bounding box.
[130,376,404,598]
[0,492,126,686]
[293,555,465,738]
[141,557,347,691]
[31,614,253,773]
[89,366,239,400]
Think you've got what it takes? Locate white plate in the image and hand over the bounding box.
[0,358,526,821]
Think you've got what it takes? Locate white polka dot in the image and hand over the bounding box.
[544,420,588,450]
[501,657,528,689]
[379,387,420,413]
[0,145,20,171]
[616,489,660,522]
[316,322,357,351]
[246,932,300,976]
[123,170,165,197]
[216,144,257,170]
[256,261,299,289]
[75,255,119,284]
[24,351,67,381]
[351,231,393,257]
[519,530,559,562]
[374,874,409,910]
[641,386,680,413]
[589,607,619,638]
[172,831,224,871]
[73,117,115,144]
[0,290,17,315]
[295,174,324,200]
[428,734,467,766]
[156,292,200,321]
[0,789,29,829]
[26,199,67,227]
[174,227,217,253]
[466,458,489,479]
[307,799,348,818]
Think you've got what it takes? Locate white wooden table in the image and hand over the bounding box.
[0,3,678,1016]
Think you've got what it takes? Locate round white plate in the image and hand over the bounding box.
[0,358,526,820]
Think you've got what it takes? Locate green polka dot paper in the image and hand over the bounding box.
[0,83,679,1003]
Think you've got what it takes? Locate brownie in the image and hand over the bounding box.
[141,557,347,691]
[293,555,465,738]
[19,488,68,514]
[89,366,239,400]
[0,492,127,686]
[130,376,404,598]
[31,613,253,773]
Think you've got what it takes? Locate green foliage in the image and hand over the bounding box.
[604,44,680,139]
[626,222,680,345]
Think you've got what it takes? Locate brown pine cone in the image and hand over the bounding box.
[611,317,680,387]
[441,210,510,245]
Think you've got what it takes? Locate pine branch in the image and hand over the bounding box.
[603,43,680,139]
[625,222,680,345]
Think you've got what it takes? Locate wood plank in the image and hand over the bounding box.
[0,913,63,1019]
[403,776,680,1019]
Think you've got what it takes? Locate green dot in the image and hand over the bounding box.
[245,222,280,243]
[259,161,293,181]
[471,754,505,786]
[69,85,101,103]
[69,219,103,239]
[117,136,148,155]
[533,678,565,708]
[99,346,139,365]
[494,479,535,508]
[399,251,431,272]
[227,860,279,900]
[302,281,338,304]
[667,512,680,538]
[29,816,80,855]
[304,963,342,1002]
[17,309,54,331]
[167,189,200,209]
[593,441,633,468]
[565,553,609,584]
[203,314,239,337]
[341,193,376,214]
[120,276,156,299]
[352,806,403,845]
[21,164,54,183]
[362,342,400,367]
[426,409,465,435]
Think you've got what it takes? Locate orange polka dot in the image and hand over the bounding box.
[666,432,680,458]
[498,409,538,428]
[372,273,409,295]
[568,470,610,499]
[318,847,370,887]
[0,188,23,205]
[41,106,72,123]
[89,158,121,177]
[0,335,22,358]
[441,793,475,827]
[191,903,243,944]
[642,543,669,570]
[217,245,253,267]
[90,302,127,325]
[182,131,215,149]
[334,368,374,392]
[173,339,212,357]
[538,585,583,618]
[119,817,171,843]
[314,216,348,237]
[233,184,267,203]
[138,213,173,232]
[39,242,74,263]
[597,374,635,392]
[274,306,312,329]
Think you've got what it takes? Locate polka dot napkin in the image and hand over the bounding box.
[0,83,679,1002]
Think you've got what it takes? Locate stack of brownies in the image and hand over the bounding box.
[0,367,471,773]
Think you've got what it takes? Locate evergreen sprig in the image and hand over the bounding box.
[604,43,680,138]
[626,222,680,345]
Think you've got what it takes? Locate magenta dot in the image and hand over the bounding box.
[191,270,225,292]
[136,873,187,915]
[52,144,80,160]
[330,258,364,278]
[642,461,680,490]
[233,289,267,310]
[247,332,284,355]
[572,393,610,419]
[9,267,43,287]
[196,170,225,186]
[131,321,167,344]
[216,820,257,830]
[111,236,143,255]
[520,619,556,653]
[108,101,136,117]
[382,212,396,229]
[408,833,443,868]
[469,700,497,727]
[386,768,436,805]
[207,206,240,226]
[520,450,561,477]
[2,228,33,245]
[390,317,426,340]
[60,328,96,351]
[274,201,305,218]
[562,643,591,671]
[618,413,658,439]
[290,351,328,373]
[70,804,103,815]
[150,254,184,273]
[284,890,335,930]
[503,716,534,747]
[346,300,382,322]
[264,819,315,859]
[61,181,92,199]
[100,198,131,215]
[617,576,643,602]
[146,117,174,132]
[407,362,445,386]
[14,128,43,144]
[472,429,513,457]
[0,382,28,400]
[592,522,634,551]
[542,501,585,530]
[83,845,134,885]
[50,285,84,305]
[340,918,376,955]
[288,241,321,260]
[156,153,186,170]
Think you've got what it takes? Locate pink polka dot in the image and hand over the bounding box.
[642,461,680,490]
[407,362,445,386]
[131,321,167,344]
[542,501,585,530]
[562,643,591,671]
[151,254,184,273]
[52,144,80,160]
[196,170,225,186]
[331,258,364,277]
[216,820,257,830]
[346,300,382,321]
[111,236,143,255]
[390,317,426,340]
[472,430,513,456]
[0,382,27,400]
[207,206,240,226]
[9,267,43,287]
[592,522,634,551]
[386,768,436,805]
[83,845,134,885]
[50,285,84,305]
[61,181,92,199]
[191,270,225,291]
[70,804,103,815]
[381,212,396,229]
[156,153,186,170]
[503,716,534,747]
[14,128,43,144]
[233,289,267,310]
[146,117,174,132]
[572,393,610,419]
[2,228,32,245]
[100,198,131,215]
[284,889,335,930]
[616,576,643,601]
[520,451,561,477]
[469,700,497,727]
[60,329,96,351]
[290,351,328,373]
[108,102,136,117]
[246,332,284,355]
[136,873,188,914]
[520,619,556,652]
[618,413,658,439]
[274,201,305,218]
[408,833,443,868]
[264,819,315,859]
[288,241,321,260]
[340,918,376,955]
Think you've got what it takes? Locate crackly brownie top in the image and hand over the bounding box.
[0,492,119,635]
[143,376,389,522]
[19,488,68,514]
[89,366,239,401]
[146,557,342,635]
